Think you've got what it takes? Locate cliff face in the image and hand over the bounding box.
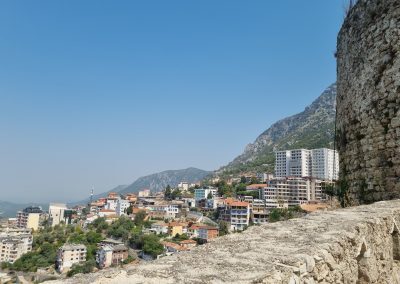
[336,0,400,205]
[219,84,336,174]
[48,200,400,283]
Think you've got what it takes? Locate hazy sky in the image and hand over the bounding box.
[0,1,345,203]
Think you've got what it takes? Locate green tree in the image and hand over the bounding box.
[170,189,182,200]
[164,185,172,200]
[126,205,133,215]
[218,221,229,236]
[66,259,96,277]
[269,209,281,222]
[250,177,259,184]
[142,234,164,258]
[133,210,147,227]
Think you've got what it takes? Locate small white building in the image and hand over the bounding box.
[138,189,151,197]
[56,244,87,273]
[96,245,113,269]
[49,203,68,227]
[194,188,217,201]
[150,222,169,235]
[116,199,130,216]
[178,182,190,192]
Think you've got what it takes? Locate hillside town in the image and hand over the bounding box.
[0,148,338,283]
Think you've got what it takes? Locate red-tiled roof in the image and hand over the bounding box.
[161,241,188,251]
[225,198,249,207]
[99,209,115,213]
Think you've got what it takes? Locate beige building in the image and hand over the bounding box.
[0,228,33,263]
[16,206,43,231]
[49,203,67,226]
[56,244,87,273]
[260,177,332,208]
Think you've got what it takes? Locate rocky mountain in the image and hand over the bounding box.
[119,167,210,195]
[71,167,210,205]
[218,83,337,174]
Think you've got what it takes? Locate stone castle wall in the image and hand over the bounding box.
[336,0,400,205]
[49,200,400,283]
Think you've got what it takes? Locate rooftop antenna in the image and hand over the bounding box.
[90,187,94,205]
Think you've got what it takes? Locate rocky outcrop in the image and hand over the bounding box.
[336,0,400,205]
[49,200,400,283]
[219,84,337,174]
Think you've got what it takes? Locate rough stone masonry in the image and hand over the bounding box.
[336,0,400,205]
[50,200,400,283]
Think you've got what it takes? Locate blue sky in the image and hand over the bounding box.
[0,1,344,203]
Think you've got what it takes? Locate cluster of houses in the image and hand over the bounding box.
[1,147,338,274]
[56,239,130,272]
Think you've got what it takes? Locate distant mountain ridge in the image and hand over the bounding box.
[218,83,337,174]
[119,167,210,195]
[0,201,48,218]
[71,167,210,205]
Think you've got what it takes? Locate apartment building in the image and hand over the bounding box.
[251,199,269,224]
[260,177,329,208]
[16,206,43,231]
[197,226,219,242]
[194,188,217,201]
[96,244,128,269]
[311,148,339,180]
[56,244,87,273]
[146,204,180,219]
[275,149,311,178]
[49,203,73,226]
[0,229,33,264]
[275,148,339,180]
[219,199,250,231]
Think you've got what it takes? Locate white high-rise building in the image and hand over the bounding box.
[275,149,311,178]
[275,148,339,180]
[311,148,339,180]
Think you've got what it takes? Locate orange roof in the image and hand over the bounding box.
[189,225,201,230]
[99,209,115,213]
[161,241,189,251]
[197,226,218,231]
[225,198,249,207]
